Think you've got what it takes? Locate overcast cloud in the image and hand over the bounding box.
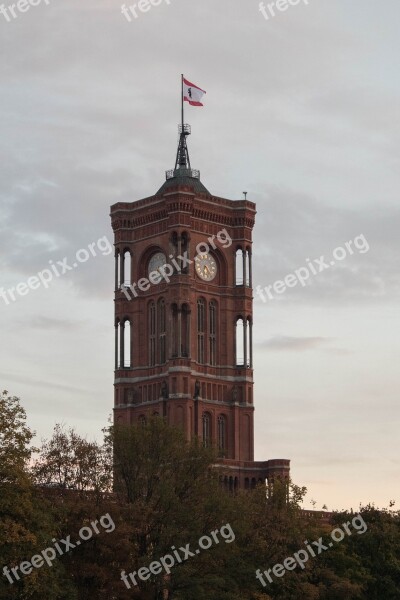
[1,0,399,510]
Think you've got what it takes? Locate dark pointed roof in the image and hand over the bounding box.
[156,168,210,196]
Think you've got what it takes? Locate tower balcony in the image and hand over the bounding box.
[178,124,191,135]
[165,168,200,180]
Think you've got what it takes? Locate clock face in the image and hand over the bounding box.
[148,252,167,275]
[195,253,217,281]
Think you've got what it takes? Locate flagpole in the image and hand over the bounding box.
[181,73,184,130]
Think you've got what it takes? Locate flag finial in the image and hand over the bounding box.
[159,76,209,193]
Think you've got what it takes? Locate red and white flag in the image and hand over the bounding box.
[183,77,206,106]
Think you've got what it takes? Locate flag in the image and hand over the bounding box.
[183,77,206,106]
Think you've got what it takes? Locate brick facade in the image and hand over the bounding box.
[110,152,290,489]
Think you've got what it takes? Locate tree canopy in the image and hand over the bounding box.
[1,391,399,600]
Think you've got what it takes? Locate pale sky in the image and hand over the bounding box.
[1,0,399,511]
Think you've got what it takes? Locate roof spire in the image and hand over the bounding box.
[160,122,208,194]
[165,123,200,181]
[175,123,191,171]
[157,75,209,195]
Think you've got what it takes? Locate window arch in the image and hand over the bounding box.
[209,300,217,365]
[123,319,131,368]
[217,415,227,454]
[171,303,178,358]
[181,303,190,357]
[202,412,211,447]
[246,247,252,287]
[197,298,206,364]
[149,301,156,366]
[123,249,131,286]
[235,247,251,287]
[115,250,120,290]
[158,298,166,363]
[171,231,178,252]
[235,317,244,366]
[115,318,132,368]
[247,316,253,368]
[235,248,244,285]
[115,318,120,369]
[181,232,189,273]
[115,248,132,288]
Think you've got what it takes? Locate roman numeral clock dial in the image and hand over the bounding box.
[195,253,217,281]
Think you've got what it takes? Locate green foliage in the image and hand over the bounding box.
[0,389,35,482]
[2,393,400,600]
[0,391,74,600]
[33,423,112,496]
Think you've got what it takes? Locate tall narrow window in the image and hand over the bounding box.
[218,415,226,454]
[123,250,131,286]
[171,304,178,357]
[181,232,189,274]
[158,299,166,364]
[246,249,252,287]
[236,318,244,366]
[138,415,146,427]
[115,251,120,290]
[202,412,211,448]
[209,301,217,366]
[124,319,131,367]
[197,298,205,364]
[247,316,252,368]
[149,301,156,366]
[115,319,120,369]
[181,304,190,357]
[235,249,244,285]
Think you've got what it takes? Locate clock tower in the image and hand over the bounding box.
[110,123,290,490]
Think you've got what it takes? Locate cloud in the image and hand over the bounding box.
[257,336,329,352]
[17,316,82,331]
[253,188,400,306]
[0,371,89,394]
[1,0,400,511]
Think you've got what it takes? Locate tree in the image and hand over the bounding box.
[33,423,112,497]
[0,391,74,600]
[108,418,239,599]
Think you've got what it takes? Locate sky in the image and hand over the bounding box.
[1,0,399,511]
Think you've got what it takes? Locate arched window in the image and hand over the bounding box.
[197,298,206,364]
[235,318,244,366]
[181,304,190,357]
[124,319,131,367]
[246,248,252,287]
[115,318,120,369]
[171,303,178,357]
[235,249,243,285]
[209,301,217,365]
[115,251,120,290]
[158,299,166,363]
[123,250,131,286]
[247,316,252,368]
[235,248,251,287]
[149,301,156,366]
[171,231,178,254]
[181,232,189,273]
[202,412,211,447]
[217,415,226,454]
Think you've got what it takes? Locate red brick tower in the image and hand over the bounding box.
[110,123,290,489]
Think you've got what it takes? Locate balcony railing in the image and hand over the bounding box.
[165,168,200,180]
